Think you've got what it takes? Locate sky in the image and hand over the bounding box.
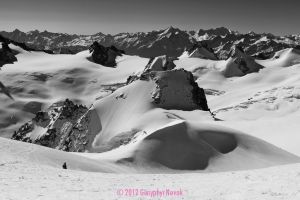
[0,0,299,35]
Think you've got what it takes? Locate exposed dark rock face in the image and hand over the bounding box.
[0,42,17,67]
[252,52,273,60]
[0,81,14,100]
[188,72,209,111]
[12,99,101,152]
[223,45,264,77]
[148,69,209,111]
[88,41,125,67]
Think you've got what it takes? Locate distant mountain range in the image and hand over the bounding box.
[1,27,299,58]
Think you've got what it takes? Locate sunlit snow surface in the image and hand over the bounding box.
[1,45,300,199]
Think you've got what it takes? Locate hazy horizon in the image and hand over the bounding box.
[0,0,300,35]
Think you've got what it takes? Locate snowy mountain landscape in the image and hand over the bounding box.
[1,0,300,198]
[1,26,300,199]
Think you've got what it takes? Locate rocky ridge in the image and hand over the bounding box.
[1,27,299,58]
[12,99,100,152]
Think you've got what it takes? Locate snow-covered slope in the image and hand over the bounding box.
[175,46,300,156]
[0,44,149,137]
[256,48,300,68]
[1,136,300,200]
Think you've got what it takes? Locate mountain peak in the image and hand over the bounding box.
[229,45,245,57]
[162,26,181,34]
[197,26,233,36]
[12,28,22,33]
[28,29,40,34]
[93,32,106,36]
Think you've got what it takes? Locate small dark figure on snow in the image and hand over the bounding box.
[62,162,67,169]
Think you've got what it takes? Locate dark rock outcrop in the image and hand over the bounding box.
[88,41,125,67]
[0,81,14,100]
[0,42,17,67]
[252,52,273,60]
[12,99,101,152]
[147,69,209,111]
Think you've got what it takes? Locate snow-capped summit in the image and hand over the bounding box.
[197,27,234,36]
[223,45,264,77]
[180,41,218,60]
[159,26,183,37]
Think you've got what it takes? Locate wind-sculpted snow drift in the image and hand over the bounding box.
[128,121,298,171]
[0,35,299,173]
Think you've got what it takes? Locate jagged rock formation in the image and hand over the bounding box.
[223,45,264,77]
[88,41,125,67]
[148,69,209,111]
[12,99,101,152]
[185,41,218,60]
[1,27,299,58]
[128,57,209,111]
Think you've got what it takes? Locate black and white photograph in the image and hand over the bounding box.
[1,0,300,199]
